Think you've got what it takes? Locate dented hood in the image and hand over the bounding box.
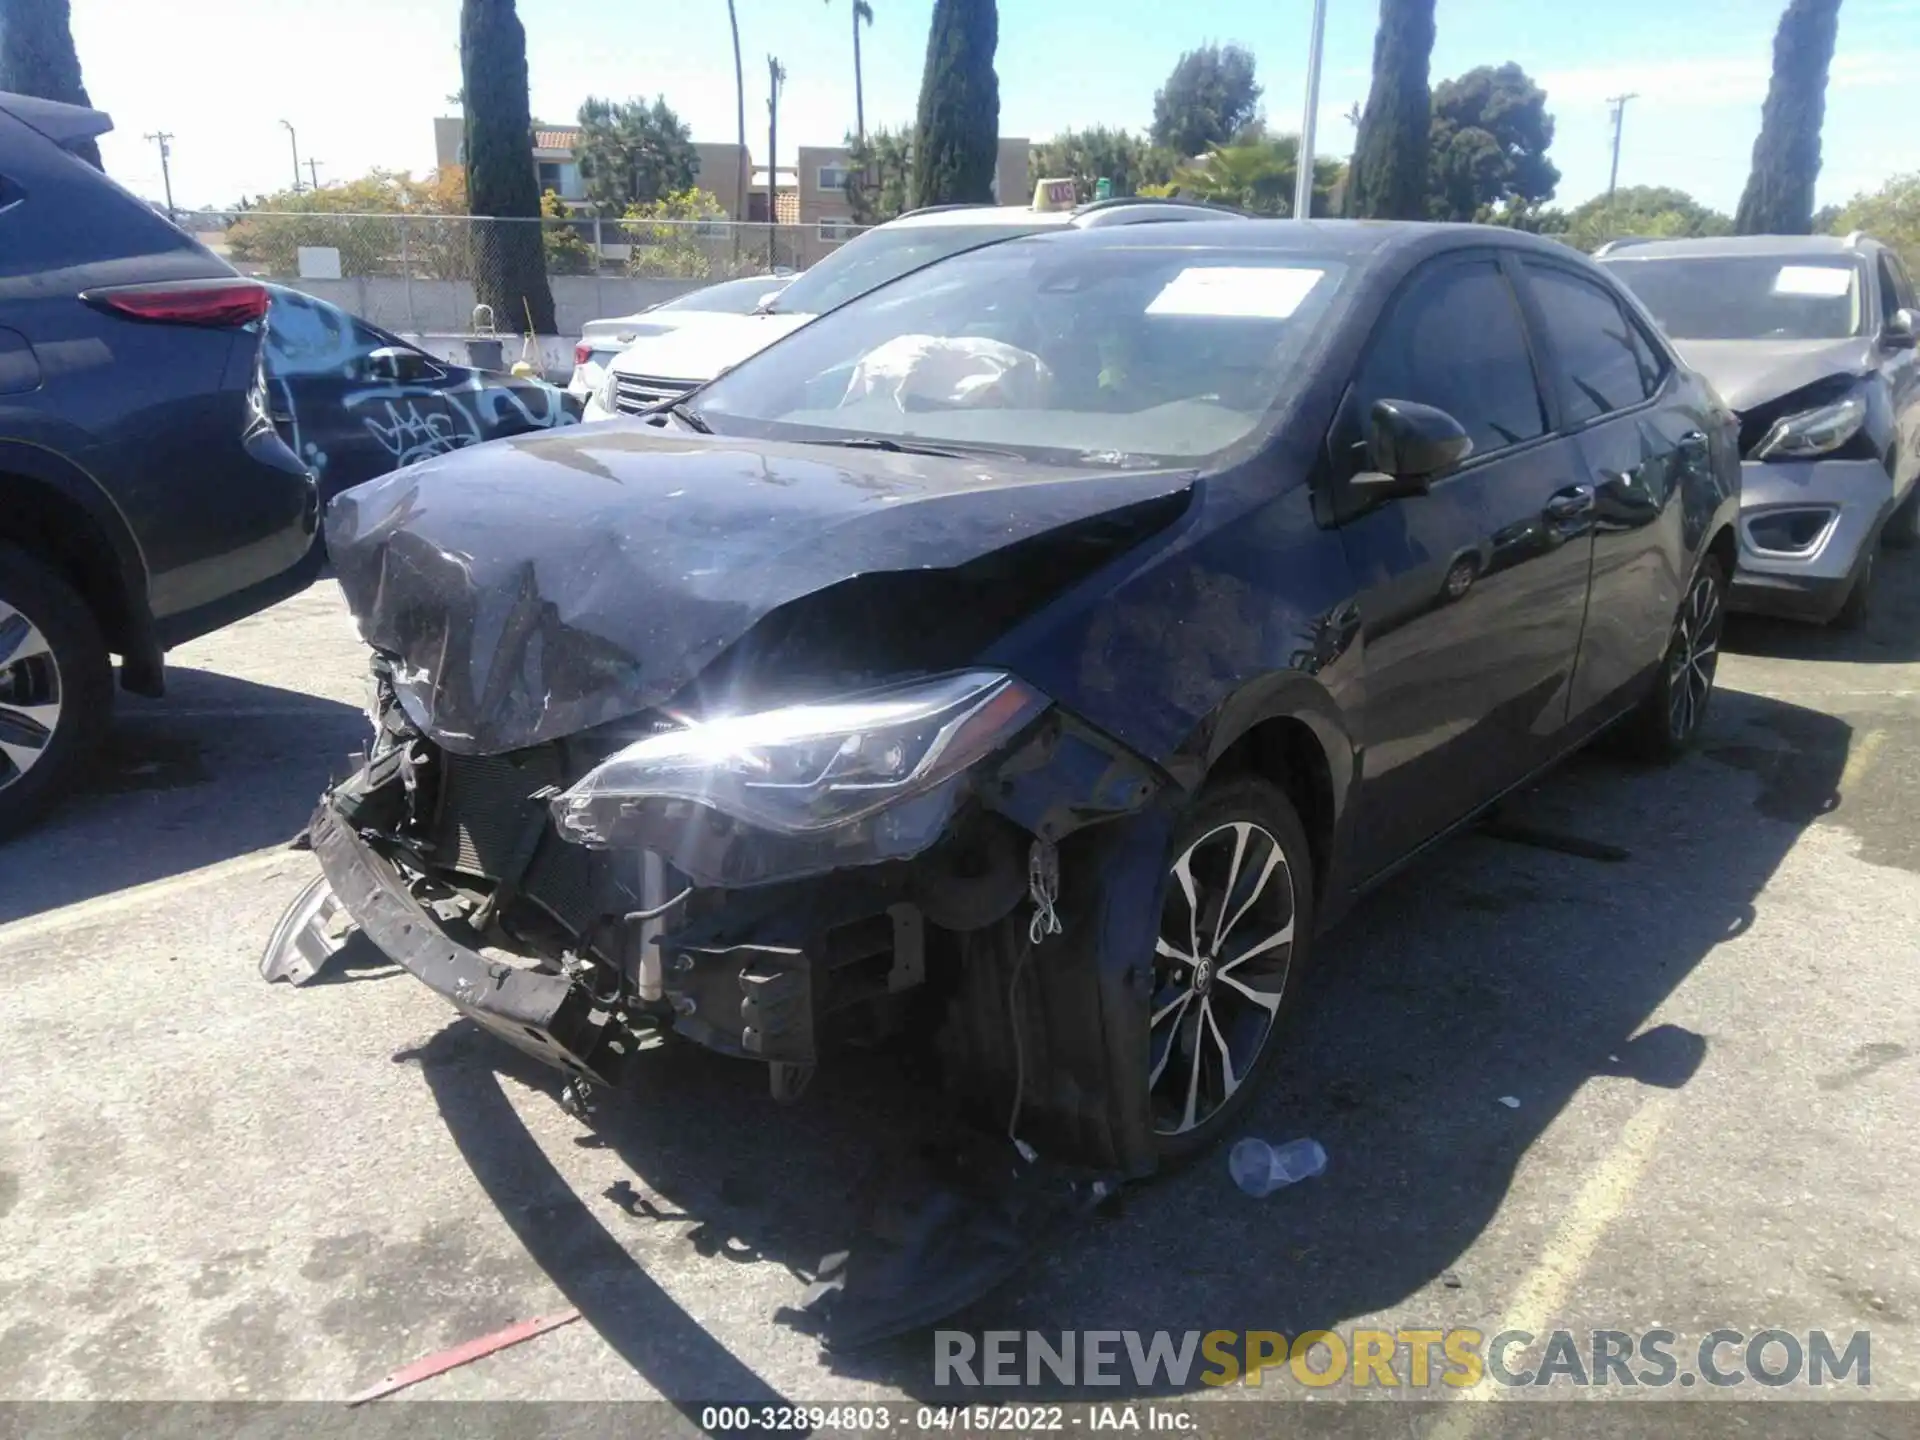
[325,420,1196,754]
[1673,337,1876,413]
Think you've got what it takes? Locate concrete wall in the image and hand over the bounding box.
[695,142,753,219]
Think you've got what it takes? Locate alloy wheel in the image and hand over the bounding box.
[1666,568,1722,743]
[0,598,63,794]
[1150,820,1297,1137]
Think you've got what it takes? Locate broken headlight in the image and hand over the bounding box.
[549,670,1047,887]
[1752,391,1867,461]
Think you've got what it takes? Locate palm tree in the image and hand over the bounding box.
[826,0,874,141]
[727,0,748,222]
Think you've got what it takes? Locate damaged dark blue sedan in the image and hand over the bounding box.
[269,221,1739,1204]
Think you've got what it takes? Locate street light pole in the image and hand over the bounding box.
[144,130,175,219]
[1293,0,1328,222]
[280,119,302,193]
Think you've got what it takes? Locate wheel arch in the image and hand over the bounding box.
[1179,674,1357,911]
[0,441,158,688]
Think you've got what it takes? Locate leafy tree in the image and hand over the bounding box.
[541,189,595,275]
[576,95,698,216]
[1161,136,1342,217]
[0,0,100,168]
[1150,44,1263,159]
[621,187,741,278]
[1427,63,1559,222]
[845,125,913,224]
[460,0,555,332]
[1029,126,1170,203]
[1347,0,1436,220]
[224,169,472,278]
[1557,185,1733,252]
[1826,172,1920,274]
[1736,0,1843,235]
[912,0,999,207]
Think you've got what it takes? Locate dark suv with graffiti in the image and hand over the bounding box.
[262,286,578,504]
[266,220,1739,1339]
[1,93,318,837]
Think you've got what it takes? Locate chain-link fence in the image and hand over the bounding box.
[177,211,863,337]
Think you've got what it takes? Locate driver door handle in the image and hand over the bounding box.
[1545,483,1596,520]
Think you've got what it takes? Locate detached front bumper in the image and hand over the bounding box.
[1728,456,1892,622]
[305,798,628,1084]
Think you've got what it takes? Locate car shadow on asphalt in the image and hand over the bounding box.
[0,668,362,925]
[406,683,1853,1406]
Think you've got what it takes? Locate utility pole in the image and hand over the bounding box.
[306,157,323,191]
[280,119,302,193]
[1605,93,1638,200]
[1293,0,1328,221]
[144,131,176,219]
[766,55,786,269]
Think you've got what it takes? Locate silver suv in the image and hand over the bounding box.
[1598,232,1920,627]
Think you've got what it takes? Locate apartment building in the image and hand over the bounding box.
[430,118,1030,240]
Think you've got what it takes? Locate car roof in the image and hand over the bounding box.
[878,205,1079,230]
[991,217,1576,263]
[1595,234,1878,261]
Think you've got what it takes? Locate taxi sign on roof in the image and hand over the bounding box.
[1032,177,1077,212]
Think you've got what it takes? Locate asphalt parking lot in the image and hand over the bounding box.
[2,560,1918,1423]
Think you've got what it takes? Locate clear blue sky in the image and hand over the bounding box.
[75,0,1920,215]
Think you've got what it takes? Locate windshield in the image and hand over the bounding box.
[768,221,1052,315]
[1602,255,1864,341]
[655,275,790,314]
[695,240,1348,466]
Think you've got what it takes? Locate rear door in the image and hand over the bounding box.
[1333,251,1598,878]
[1514,258,1696,722]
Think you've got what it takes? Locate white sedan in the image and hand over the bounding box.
[567,273,793,404]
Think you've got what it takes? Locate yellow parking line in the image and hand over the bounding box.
[1426,1090,1678,1439]
[1836,728,1887,800]
[0,846,307,950]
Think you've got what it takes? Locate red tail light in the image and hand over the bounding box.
[82,277,270,328]
[573,340,593,367]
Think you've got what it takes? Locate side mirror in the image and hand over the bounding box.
[364,345,436,383]
[1881,308,1918,351]
[1354,398,1474,496]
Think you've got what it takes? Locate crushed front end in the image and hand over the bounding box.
[290,649,1175,1174]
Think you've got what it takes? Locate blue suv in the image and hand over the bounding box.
[0,92,319,836]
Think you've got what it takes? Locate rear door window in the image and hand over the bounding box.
[1522,261,1662,424]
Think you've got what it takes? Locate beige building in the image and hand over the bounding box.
[430,118,1030,240]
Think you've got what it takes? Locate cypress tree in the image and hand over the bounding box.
[0,0,102,169]
[460,0,556,335]
[911,0,999,208]
[1735,0,1843,236]
[1346,0,1436,220]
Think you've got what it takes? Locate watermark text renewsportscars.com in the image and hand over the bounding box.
[934,1328,1872,1390]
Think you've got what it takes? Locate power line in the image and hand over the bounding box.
[143,131,175,219]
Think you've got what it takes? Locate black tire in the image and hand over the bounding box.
[1884,481,1920,550]
[1617,554,1726,763]
[1150,775,1315,1164]
[1833,548,1874,631]
[0,542,112,840]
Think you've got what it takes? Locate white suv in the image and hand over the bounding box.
[582,186,1247,421]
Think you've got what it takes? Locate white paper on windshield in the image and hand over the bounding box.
[1146,266,1324,319]
[1772,265,1853,297]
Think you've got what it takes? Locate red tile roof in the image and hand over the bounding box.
[534,128,580,152]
